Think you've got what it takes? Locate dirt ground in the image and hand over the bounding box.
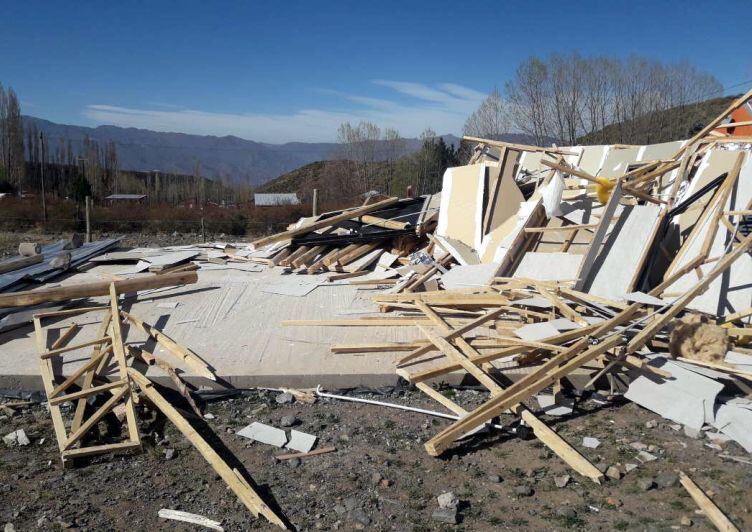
[1,386,751,531]
[1,231,751,530]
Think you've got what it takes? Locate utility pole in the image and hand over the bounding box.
[312,188,318,216]
[39,132,47,223]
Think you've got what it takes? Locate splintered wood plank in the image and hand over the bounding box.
[128,369,286,529]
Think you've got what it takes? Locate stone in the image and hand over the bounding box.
[431,507,458,525]
[163,448,176,460]
[554,475,571,488]
[250,404,268,415]
[280,415,298,427]
[379,479,391,488]
[287,458,301,468]
[638,478,656,491]
[680,516,692,526]
[276,392,295,405]
[3,430,30,447]
[625,463,638,473]
[487,474,502,483]
[637,451,658,463]
[556,507,577,518]
[606,465,623,480]
[655,472,678,489]
[333,505,346,516]
[582,436,600,449]
[203,413,215,420]
[645,420,658,429]
[437,491,459,509]
[371,472,383,486]
[349,508,370,526]
[630,441,648,451]
[514,485,534,497]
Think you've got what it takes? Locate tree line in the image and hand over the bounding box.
[464,54,724,146]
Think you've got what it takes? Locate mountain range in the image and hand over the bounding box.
[23,116,538,186]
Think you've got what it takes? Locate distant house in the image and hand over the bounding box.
[105,194,147,206]
[254,193,300,207]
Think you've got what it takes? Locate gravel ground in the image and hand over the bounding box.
[1,386,751,531]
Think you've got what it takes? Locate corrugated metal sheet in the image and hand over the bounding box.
[254,193,300,206]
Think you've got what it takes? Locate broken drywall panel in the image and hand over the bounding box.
[541,173,565,217]
[144,251,200,271]
[577,145,611,178]
[237,422,287,447]
[547,317,582,332]
[584,204,661,301]
[599,146,642,179]
[713,401,752,453]
[514,321,560,342]
[662,151,751,315]
[440,263,499,290]
[725,351,752,372]
[625,356,724,430]
[536,394,574,416]
[285,429,317,453]
[433,235,480,266]
[116,260,152,275]
[436,164,487,252]
[513,252,583,282]
[483,160,525,235]
[261,275,322,297]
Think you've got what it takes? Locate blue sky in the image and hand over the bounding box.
[2,0,751,143]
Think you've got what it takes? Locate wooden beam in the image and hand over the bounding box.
[128,369,286,529]
[0,253,43,274]
[0,271,198,308]
[679,471,740,532]
[251,197,399,248]
[122,311,216,381]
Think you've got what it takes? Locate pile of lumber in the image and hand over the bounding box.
[26,273,288,528]
[288,89,752,487]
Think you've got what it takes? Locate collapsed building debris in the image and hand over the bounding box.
[1,88,751,530]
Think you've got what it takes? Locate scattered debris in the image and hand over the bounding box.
[157,509,224,531]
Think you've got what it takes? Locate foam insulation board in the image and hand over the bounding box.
[625,356,724,430]
[436,164,487,252]
[285,429,317,453]
[584,204,661,301]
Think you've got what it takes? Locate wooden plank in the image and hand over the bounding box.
[0,271,198,308]
[128,369,286,528]
[48,346,112,399]
[122,311,216,381]
[49,379,128,406]
[40,336,112,359]
[63,385,130,450]
[251,196,399,248]
[61,440,141,459]
[33,306,110,319]
[413,301,603,483]
[50,323,79,350]
[397,307,506,366]
[33,317,68,453]
[679,471,740,532]
[72,312,112,432]
[108,284,141,446]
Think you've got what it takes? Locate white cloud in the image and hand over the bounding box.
[83,80,486,143]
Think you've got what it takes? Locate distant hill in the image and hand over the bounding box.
[23,116,545,186]
[577,95,737,145]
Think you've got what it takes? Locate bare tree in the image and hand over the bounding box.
[505,58,551,145]
[381,127,404,195]
[336,120,382,193]
[463,87,509,140]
